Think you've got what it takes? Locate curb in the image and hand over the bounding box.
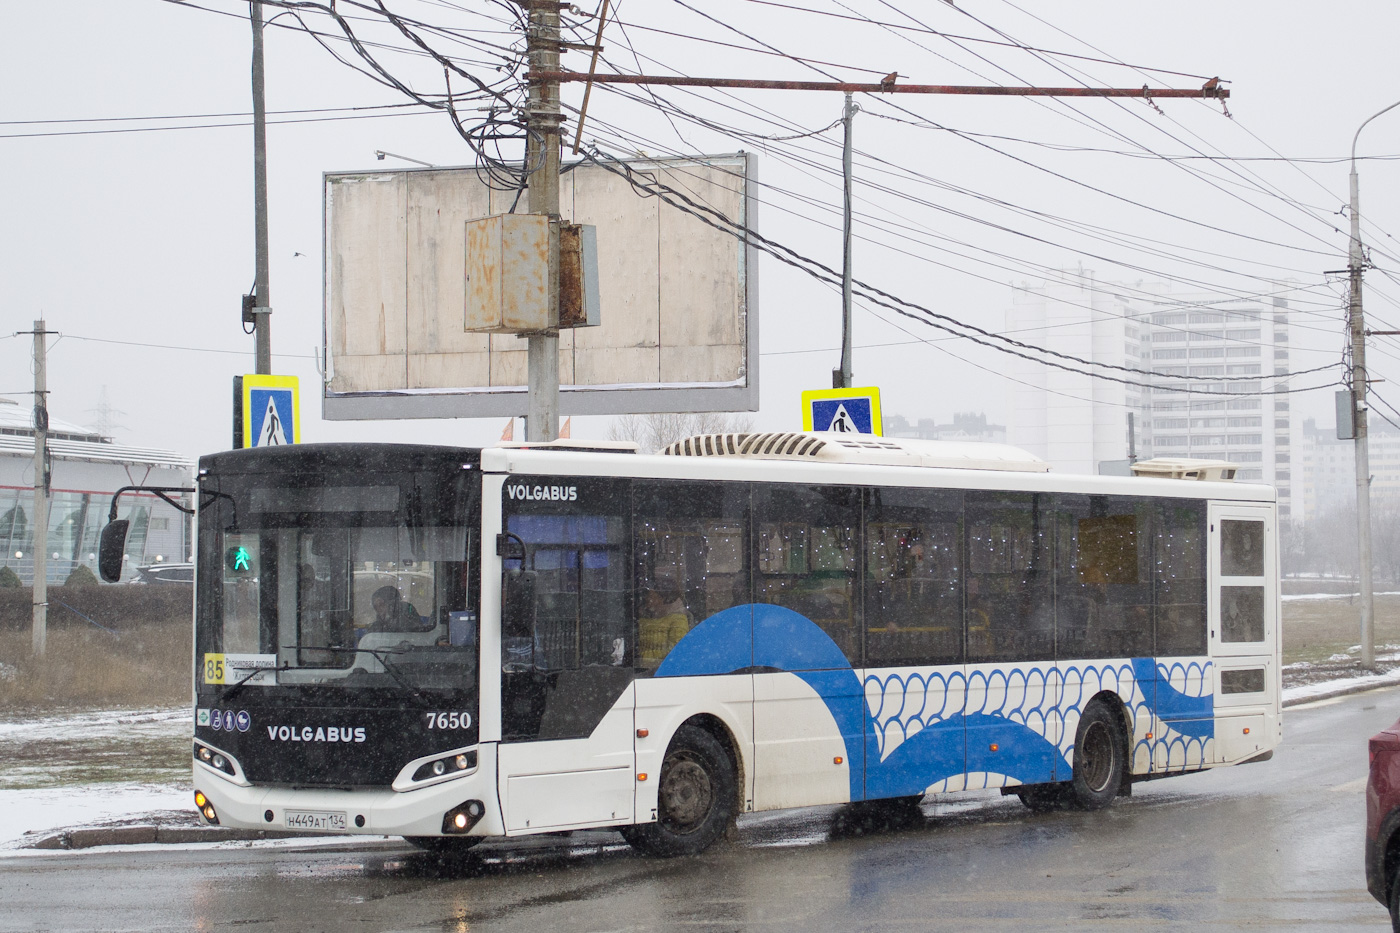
[29,826,310,850]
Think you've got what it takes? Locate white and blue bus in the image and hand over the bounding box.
[125,432,1279,855]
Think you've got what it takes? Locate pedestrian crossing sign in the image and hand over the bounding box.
[237,374,300,448]
[801,386,883,435]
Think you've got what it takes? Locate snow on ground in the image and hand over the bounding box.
[0,783,190,850]
[1281,669,1400,705]
[0,706,188,742]
[0,706,193,849]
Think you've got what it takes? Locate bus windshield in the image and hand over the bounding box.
[196,465,478,696]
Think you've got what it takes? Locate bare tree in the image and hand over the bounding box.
[608,413,755,454]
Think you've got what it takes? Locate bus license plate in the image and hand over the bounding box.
[285,810,347,832]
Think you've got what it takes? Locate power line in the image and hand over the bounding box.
[582,146,1342,395]
[0,107,438,139]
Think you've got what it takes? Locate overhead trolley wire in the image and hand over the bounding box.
[581,146,1342,395]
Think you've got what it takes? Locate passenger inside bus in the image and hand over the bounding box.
[638,581,691,664]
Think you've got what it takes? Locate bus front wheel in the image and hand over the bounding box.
[1070,701,1127,810]
[622,725,736,857]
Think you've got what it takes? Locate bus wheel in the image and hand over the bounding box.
[1070,702,1126,810]
[404,836,482,855]
[622,725,736,857]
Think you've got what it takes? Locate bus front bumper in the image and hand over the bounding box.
[192,749,504,839]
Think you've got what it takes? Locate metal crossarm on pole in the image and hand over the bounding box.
[529,71,1230,99]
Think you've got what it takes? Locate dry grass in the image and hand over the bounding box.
[1282,593,1400,666]
[0,620,190,713]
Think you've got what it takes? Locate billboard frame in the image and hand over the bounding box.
[320,153,759,421]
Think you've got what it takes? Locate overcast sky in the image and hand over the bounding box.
[3,0,1399,459]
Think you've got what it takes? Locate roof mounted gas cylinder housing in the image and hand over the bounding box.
[661,431,1050,472]
[1130,457,1238,481]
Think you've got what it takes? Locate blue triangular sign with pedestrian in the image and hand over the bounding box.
[801,386,883,435]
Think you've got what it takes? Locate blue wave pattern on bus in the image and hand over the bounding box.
[655,604,1213,800]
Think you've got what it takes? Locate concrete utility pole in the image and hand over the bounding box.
[524,0,562,442]
[251,1,272,375]
[836,92,857,389]
[1347,98,1400,670]
[31,320,48,659]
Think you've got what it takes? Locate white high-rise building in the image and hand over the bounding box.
[1007,272,1300,521]
[1299,418,1400,522]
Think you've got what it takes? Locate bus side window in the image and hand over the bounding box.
[864,487,963,668]
[504,488,632,672]
[633,481,749,670]
[753,485,860,667]
[966,491,1053,664]
[1155,501,1207,656]
[1055,495,1154,661]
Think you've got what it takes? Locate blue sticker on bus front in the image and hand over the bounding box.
[210,709,222,730]
[235,710,251,733]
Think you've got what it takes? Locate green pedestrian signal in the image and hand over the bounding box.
[226,546,253,573]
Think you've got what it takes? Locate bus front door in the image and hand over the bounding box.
[495,487,637,835]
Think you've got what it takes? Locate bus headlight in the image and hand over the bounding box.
[194,742,237,776]
[412,750,477,783]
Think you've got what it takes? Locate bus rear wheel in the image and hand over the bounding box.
[1070,701,1127,810]
[622,725,736,857]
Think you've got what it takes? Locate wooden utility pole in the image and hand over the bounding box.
[525,0,563,441]
[31,320,48,658]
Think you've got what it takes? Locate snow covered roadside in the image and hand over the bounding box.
[0,783,191,850]
[1282,667,1400,705]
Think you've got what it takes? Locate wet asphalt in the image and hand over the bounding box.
[0,685,1393,932]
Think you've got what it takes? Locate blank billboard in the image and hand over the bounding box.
[323,153,757,420]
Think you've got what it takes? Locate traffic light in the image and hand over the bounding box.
[225,545,253,574]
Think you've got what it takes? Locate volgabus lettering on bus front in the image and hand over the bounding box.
[505,483,578,502]
[265,725,367,744]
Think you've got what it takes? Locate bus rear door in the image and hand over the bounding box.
[1207,502,1277,764]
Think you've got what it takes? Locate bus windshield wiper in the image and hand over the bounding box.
[220,662,285,702]
[286,645,434,706]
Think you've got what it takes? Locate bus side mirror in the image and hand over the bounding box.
[98,520,130,583]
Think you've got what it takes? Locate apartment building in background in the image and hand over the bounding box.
[1007,270,1300,521]
[1298,417,1400,522]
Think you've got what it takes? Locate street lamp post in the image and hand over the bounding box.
[1347,98,1400,670]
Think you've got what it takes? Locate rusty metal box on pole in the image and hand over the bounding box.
[464,214,552,334]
